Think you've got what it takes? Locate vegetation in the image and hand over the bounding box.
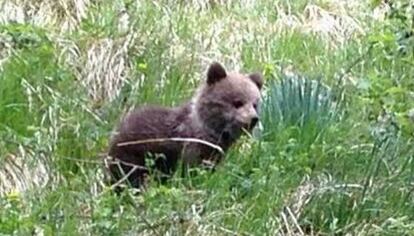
[0,0,413,235]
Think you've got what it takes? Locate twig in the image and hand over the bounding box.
[117,137,224,155]
[109,165,139,190]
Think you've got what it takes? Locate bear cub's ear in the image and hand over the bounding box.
[207,62,227,85]
[248,73,263,90]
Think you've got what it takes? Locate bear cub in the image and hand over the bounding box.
[107,62,263,189]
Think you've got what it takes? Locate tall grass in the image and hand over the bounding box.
[1,0,413,235]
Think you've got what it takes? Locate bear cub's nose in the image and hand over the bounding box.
[250,117,259,128]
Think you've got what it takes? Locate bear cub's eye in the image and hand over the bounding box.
[253,103,258,110]
[232,100,244,108]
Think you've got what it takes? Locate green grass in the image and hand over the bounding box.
[1,0,414,235]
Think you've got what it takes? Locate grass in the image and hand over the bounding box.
[1,0,414,235]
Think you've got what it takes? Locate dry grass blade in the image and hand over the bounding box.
[0,1,25,24]
[275,1,366,48]
[276,176,317,235]
[0,153,51,197]
[301,4,365,47]
[0,0,90,31]
[285,206,305,235]
[81,36,135,102]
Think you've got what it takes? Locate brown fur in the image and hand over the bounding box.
[107,62,263,189]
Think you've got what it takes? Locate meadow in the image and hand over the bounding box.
[1,0,414,235]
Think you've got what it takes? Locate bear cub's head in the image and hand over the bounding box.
[194,62,263,141]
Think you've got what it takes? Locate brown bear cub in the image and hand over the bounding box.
[107,62,263,189]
